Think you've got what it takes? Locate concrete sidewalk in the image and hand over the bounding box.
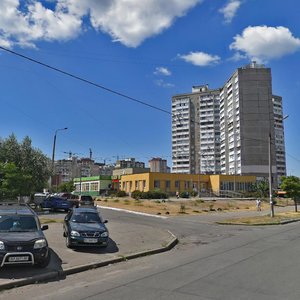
[0,215,177,290]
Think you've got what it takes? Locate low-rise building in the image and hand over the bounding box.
[120,173,256,196]
[73,176,112,196]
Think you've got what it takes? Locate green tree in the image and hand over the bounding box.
[280,176,300,212]
[252,178,269,198]
[0,162,32,200]
[57,181,75,193]
[0,134,51,197]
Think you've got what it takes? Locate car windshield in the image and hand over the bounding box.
[0,215,38,232]
[71,212,101,223]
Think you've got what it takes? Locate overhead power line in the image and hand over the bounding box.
[0,46,171,116]
[2,46,299,167]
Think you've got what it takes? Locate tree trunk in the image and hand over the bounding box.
[294,200,298,212]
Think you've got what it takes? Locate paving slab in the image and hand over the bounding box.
[0,213,177,290]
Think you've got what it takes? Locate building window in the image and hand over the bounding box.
[75,183,80,192]
[82,183,89,192]
[154,180,160,189]
[135,180,139,190]
[184,181,190,189]
[142,180,146,191]
[165,180,171,190]
[175,180,180,188]
[90,182,99,191]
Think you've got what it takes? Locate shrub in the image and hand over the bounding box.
[146,190,166,199]
[180,191,189,198]
[116,190,127,197]
[132,190,169,200]
[131,190,143,199]
[190,191,198,197]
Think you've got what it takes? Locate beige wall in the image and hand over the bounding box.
[120,173,256,195]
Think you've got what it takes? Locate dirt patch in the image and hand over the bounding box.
[95,197,284,216]
[218,211,300,225]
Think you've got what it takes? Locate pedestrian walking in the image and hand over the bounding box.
[256,198,262,211]
[176,191,179,199]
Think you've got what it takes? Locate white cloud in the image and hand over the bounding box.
[219,0,241,23]
[228,52,247,62]
[0,0,82,48]
[0,0,202,48]
[154,67,171,76]
[230,26,300,62]
[178,51,220,66]
[155,79,174,88]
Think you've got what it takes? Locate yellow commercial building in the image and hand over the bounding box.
[120,173,256,195]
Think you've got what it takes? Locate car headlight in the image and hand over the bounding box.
[100,231,108,238]
[70,230,80,237]
[0,241,5,250]
[33,239,47,249]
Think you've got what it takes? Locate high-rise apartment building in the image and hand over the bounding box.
[220,62,277,179]
[172,85,221,174]
[172,63,286,184]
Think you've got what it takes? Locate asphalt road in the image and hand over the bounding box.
[2,207,300,299]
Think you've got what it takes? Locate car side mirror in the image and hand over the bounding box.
[104,220,108,224]
[41,225,48,231]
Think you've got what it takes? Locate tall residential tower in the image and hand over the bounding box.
[172,85,220,174]
[171,63,286,185]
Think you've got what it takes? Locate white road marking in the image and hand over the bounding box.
[97,205,168,219]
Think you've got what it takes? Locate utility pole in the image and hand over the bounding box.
[269,133,274,217]
[51,127,68,189]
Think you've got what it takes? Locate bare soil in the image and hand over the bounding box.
[95,197,292,216]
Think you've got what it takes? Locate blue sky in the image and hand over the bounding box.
[0,0,300,176]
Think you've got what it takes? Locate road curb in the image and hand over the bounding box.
[62,230,178,276]
[0,271,59,291]
[0,231,178,291]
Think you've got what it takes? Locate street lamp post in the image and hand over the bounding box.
[268,133,275,217]
[269,114,288,217]
[51,127,68,188]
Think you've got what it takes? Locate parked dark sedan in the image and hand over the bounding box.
[41,196,72,212]
[63,207,109,248]
[0,202,50,268]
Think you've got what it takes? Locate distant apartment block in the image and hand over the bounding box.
[149,157,170,173]
[115,158,145,169]
[172,62,286,184]
[53,157,104,186]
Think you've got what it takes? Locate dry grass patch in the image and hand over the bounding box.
[218,211,300,225]
[96,198,264,216]
[39,217,63,224]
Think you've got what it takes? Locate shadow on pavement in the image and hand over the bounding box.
[0,248,65,280]
[71,238,119,254]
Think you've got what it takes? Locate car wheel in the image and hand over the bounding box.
[66,236,72,248]
[35,250,51,268]
[63,231,66,237]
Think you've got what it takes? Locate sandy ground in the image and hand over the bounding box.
[95,197,291,216]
